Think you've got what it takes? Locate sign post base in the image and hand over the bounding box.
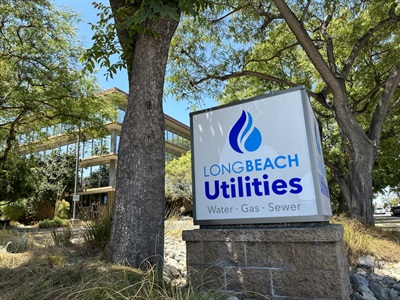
[182,224,350,299]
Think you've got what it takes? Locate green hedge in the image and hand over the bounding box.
[38,217,70,228]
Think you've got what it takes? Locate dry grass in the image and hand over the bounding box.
[0,244,216,300]
[0,216,399,299]
[0,223,216,300]
[332,215,400,265]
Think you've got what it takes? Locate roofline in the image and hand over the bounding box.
[97,87,190,130]
[164,114,189,131]
[96,87,128,97]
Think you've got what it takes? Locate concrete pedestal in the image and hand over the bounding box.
[182,224,351,299]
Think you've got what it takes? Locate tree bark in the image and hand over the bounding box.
[109,15,179,274]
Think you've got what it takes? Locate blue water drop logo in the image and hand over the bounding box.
[229,110,262,154]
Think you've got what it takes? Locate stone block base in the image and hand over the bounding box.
[182,224,351,299]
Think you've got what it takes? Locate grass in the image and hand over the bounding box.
[332,215,400,265]
[0,252,216,300]
[0,216,398,299]
[0,216,220,300]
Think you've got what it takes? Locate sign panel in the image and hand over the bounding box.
[72,195,80,202]
[190,86,332,225]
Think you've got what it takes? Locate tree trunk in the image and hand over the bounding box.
[109,16,179,274]
[333,173,350,214]
[332,87,377,225]
[348,145,376,225]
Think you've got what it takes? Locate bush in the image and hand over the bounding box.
[51,227,73,246]
[0,230,34,253]
[55,199,70,219]
[1,202,25,221]
[38,217,69,228]
[83,212,112,250]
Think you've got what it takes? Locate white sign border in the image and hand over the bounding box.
[190,86,332,225]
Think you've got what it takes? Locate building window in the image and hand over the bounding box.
[117,109,125,124]
[165,125,190,150]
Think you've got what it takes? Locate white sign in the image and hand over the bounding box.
[190,86,332,225]
[72,195,80,202]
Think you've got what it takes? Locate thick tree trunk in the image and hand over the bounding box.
[348,145,376,225]
[109,16,179,274]
[332,87,377,225]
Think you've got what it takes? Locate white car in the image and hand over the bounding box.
[374,207,386,214]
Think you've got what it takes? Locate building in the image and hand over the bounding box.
[20,88,190,218]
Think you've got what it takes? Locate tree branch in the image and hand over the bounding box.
[210,5,246,24]
[351,84,382,115]
[243,42,300,68]
[0,109,28,163]
[321,0,337,74]
[341,7,400,80]
[388,95,400,115]
[368,62,400,145]
[300,0,311,23]
[271,0,340,91]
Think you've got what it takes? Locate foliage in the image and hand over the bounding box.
[36,151,76,206]
[51,227,73,247]
[390,198,400,206]
[373,111,400,194]
[55,199,71,219]
[0,151,38,204]
[0,0,114,165]
[82,0,212,79]
[0,200,25,221]
[165,152,192,202]
[38,217,70,229]
[0,230,34,253]
[82,164,110,189]
[83,212,112,250]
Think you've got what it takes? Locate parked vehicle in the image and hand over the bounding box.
[374,207,386,214]
[391,205,400,217]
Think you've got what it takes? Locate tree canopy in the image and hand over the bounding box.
[36,150,76,206]
[168,0,400,224]
[165,152,192,203]
[0,0,113,164]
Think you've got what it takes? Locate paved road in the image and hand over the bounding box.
[374,213,400,231]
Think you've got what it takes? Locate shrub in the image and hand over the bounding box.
[83,212,112,250]
[55,199,70,219]
[38,217,69,228]
[51,227,72,246]
[0,230,34,253]
[1,202,25,221]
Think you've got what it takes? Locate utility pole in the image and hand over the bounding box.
[72,127,81,219]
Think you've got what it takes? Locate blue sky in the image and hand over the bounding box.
[54,0,217,125]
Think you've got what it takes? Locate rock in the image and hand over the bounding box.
[369,280,389,300]
[350,261,400,300]
[352,273,371,289]
[357,285,376,298]
[388,288,400,300]
[352,292,377,300]
[358,256,376,270]
[164,264,180,278]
